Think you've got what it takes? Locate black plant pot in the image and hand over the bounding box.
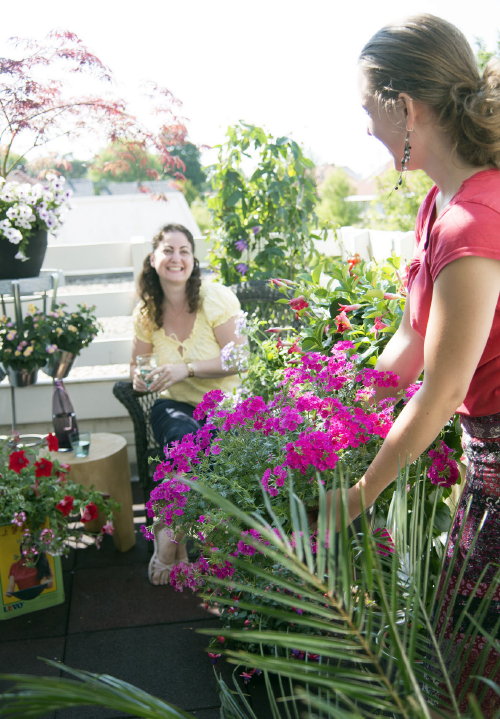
[0,228,48,280]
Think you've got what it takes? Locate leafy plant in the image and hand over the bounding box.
[45,302,101,355]
[206,122,322,284]
[0,435,117,559]
[189,475,498,718]
[0,306,53,372]
[143,343,459,660]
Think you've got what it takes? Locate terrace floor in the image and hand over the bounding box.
[0,478,244,719]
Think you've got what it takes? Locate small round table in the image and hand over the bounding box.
[56,432,136,552]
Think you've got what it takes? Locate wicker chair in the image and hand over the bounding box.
[113,280,298,499]
[112,382,163,500]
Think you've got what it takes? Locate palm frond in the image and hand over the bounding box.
[189,468,498,718]
[0,658,194,718]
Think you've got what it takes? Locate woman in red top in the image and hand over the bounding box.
[331,14,500,714]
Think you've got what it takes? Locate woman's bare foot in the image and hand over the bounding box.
[148,526,177,585]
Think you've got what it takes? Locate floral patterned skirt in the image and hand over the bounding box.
[437,411,500,715]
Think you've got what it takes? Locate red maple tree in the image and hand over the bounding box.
[0,30,187,180]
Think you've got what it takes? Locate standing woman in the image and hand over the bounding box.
[131,223,244,585]
[333,14,499,713]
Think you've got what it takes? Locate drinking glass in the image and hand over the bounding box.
[136,354,158,389]
[74,432,91,458]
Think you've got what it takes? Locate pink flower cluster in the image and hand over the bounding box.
[427,441,460,488]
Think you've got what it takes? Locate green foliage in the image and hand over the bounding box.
[365,169,433,231]
[192,477,497,717]
[273,253,406,365]
[167,142,207,191]
[189,196,212,234]
[316,167,363,229]
[206,123,322,285]
[474,35,500,71]
[89,140,163,183]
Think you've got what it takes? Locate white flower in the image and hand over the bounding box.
[6,227,23,244]
[221,341,249,372]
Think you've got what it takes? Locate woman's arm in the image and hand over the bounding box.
[334,255,500,524]
[372,298,425,402]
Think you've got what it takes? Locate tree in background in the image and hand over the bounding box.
[88,140,164,184]
[167,142,207,193]
[0,30,186,180]
[365,168,433,231]
[27,154,89,180]
[316,166,363,229]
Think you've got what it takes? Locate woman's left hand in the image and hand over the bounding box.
[146,363,188,393]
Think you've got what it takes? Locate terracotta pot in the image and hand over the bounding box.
[6,366,39,387]
[43,350,77,380]
[0,228,48,280]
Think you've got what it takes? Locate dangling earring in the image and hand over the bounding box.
[394,131,411,191]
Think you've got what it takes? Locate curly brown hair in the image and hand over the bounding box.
[137,223,202,328]
[359,14,500,169]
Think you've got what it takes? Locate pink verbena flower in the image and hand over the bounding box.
[261,465,287,497]
[427,441,459,488]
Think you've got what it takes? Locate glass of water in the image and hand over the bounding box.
[135,354,158,389]
[74,432,91,458]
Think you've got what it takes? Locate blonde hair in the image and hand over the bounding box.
[359,14,500,168]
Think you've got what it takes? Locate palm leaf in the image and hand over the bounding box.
[0,658,195,718]
[189,468,498,718]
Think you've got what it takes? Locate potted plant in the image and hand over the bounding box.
[0,433,117,619]
[43,302,101,379]
[0,173,72,279]
[0,306,53,386]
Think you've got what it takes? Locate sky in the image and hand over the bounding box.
[2,0,499,178]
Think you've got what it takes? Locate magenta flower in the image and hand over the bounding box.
[427,441,459,487]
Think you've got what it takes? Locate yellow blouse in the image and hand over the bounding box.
[133,281,242,407]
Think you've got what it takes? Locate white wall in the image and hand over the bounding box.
[51,191,204,258]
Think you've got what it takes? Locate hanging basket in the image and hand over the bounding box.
[6,366,39,388]
[0,229,48,281]
[43,350,77,380]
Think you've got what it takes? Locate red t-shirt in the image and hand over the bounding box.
[9,560,39,590]
[407,169,500,417]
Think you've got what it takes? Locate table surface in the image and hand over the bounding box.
[55,432,126,465]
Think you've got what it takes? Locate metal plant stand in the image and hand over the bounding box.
[0,271,63,432]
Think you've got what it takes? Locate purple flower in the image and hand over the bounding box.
[235,239,248,252]
[236,263,249,275]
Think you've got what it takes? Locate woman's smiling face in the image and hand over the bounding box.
[150,230,194,284]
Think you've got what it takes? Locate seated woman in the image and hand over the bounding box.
[130,223,244,585]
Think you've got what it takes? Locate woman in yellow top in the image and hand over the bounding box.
[131,222,244,584]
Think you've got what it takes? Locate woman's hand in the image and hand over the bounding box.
[144,363,189,393]
[132,367,149,392]
[326,482,366,530]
